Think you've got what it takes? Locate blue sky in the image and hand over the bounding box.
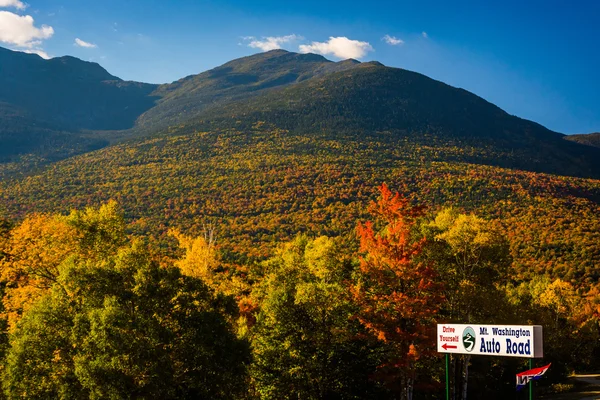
[1,0,598,134]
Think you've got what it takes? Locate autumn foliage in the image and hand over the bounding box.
[352,184,443,394]
[0,190,597,399]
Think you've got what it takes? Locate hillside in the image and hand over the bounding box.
[1,47,599,398]
[1,48,599,284]
[1,123,598,289]
[566,132,600,148]
[133,50,600,178]
[0,46,158,161]
[135,50,600,178]
[185,60,600,178]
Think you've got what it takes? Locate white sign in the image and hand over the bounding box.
[437,324,543,358]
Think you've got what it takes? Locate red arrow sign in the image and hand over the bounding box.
[442,343,457,350]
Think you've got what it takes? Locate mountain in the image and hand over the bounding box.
[1,47,600,179]
[135,50,363,132]
[154,52,600,178]
[566,132,600,149]
[0,47,598,398]
[0,46,158,130]
[0,46,158,161]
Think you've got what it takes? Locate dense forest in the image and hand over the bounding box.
[1,126,600,398]
[2,124,599,286]
[0,186,597,399]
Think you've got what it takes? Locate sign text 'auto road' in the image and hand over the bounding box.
[436,324,543,358]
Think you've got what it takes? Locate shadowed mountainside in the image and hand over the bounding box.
[0,46,158,161]
[566,132,600,149]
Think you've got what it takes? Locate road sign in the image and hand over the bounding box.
[437,324,543,358]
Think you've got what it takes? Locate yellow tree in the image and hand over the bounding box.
[170,225,251,323]
[423,208,511,400]
[0,213,76,329]
[0,219,11,261]
[0,201,126,330]
[170,226,218,287]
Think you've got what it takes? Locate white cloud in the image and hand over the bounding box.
[0,11,53,47]
[0,0,27,10]
[22,47,50,59]
[74,37,97,48]
[382,34,404,46]
[422,31,428,39]
[246,34,301,51]
[299,36,373,59]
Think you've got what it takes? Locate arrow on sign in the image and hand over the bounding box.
[442,343,457,350]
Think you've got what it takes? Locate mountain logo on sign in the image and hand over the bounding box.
[462,327,476,352]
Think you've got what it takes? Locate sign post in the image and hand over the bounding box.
[516,362,551,397]
[445,353,449,400]
[437,324,543,398]
[529,358,533,400]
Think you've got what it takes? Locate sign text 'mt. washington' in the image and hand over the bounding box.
[436,324,543,358]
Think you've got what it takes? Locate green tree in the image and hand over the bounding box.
[250,235,386,399]
[422,208,512,400]
[66,200,127,258]
[506,277,600,379]
[2,240,250,399]
[0,201,127,330]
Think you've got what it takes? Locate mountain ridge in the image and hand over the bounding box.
[0,46,158,162]
[135,49,366,132]
[1,46,600,179]
[159,54,600,177]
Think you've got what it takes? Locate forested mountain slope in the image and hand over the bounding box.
[189,60,600,177]
[0,46,157,161]
[566,132,600,149]
[1,123,598,291]
[1,49,599,286]
[135,50,362,131]
[0,46,157,130]
[135,49,600,178]
[1,48,599,399]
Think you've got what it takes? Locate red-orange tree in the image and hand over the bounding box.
[352,184,443,399]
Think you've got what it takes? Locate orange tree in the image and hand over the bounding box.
[351,184,443,399]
